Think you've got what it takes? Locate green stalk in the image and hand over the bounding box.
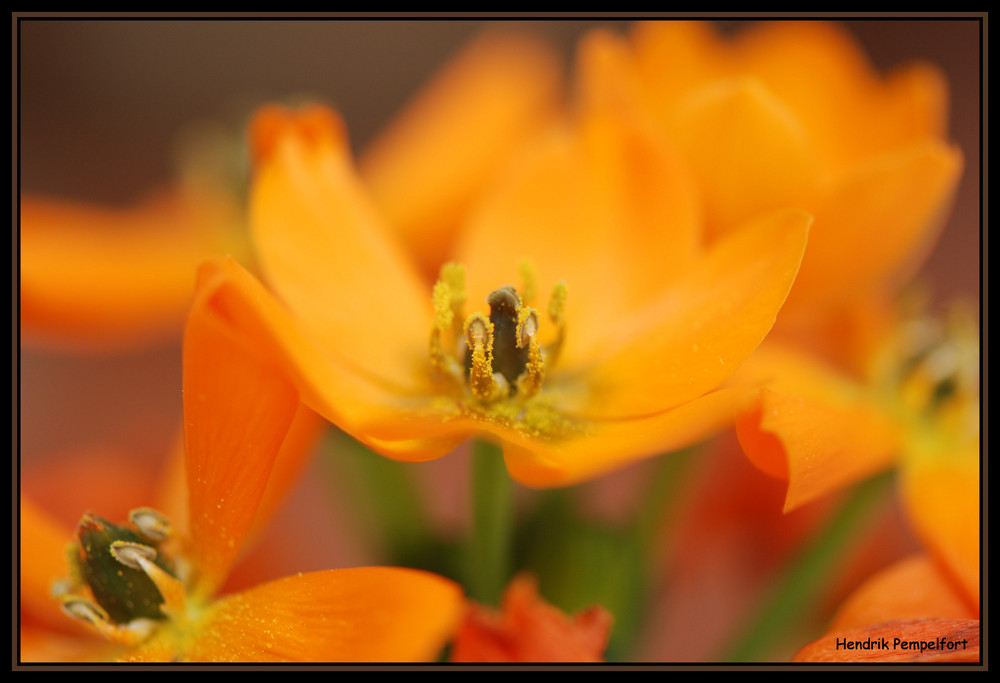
[323,430,432,566]
[466,439,514,606]
[722,470,895,662]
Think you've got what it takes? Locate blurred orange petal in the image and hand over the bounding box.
[451,574,612,663]
[668,78,818,239]
[734,345,901,511]
[19,497,74,631]
[828,555,976,632]
[900,435,980,608]
[737,21,878,171]
[20,193,236,351]
[782,140,962,322]
[360,31,562,278]
[630,21,732,122]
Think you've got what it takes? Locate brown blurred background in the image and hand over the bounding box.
[15,17,983,660]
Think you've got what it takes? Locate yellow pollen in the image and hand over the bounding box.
[518,259,538,306]
[432,280,454,331]
[465,313,499,401]
[428,263,581,439]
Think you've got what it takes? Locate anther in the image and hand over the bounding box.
[516,308,539,349]
[465,313,499,401]
[61,596,158,645]
[516,307,545,399]
[62,596,110,626]
[129,507,172,543]
[110,541,158,570]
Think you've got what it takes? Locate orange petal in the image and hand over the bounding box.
[182,273,302,595]
[136,568,462,662]
[828,555,977,632]
[792,618,980,663]
[782,140,963,322]
[457,90,701,369]
[190,257,459,464]
[359,31,562,279]
[502,385,759,488]
[899,434,980,609]
[249,404,326,547]
[743,22,949,170]
[734,345,901,511]
[737,21,878,172]
[582,208,810,419]
[630,21,733,124]
[668,77,818,240]
[20,192,237,351]
[19,497,74,630]
[451,573,612,663]
[18,622,122,664]
[249,104,433,393]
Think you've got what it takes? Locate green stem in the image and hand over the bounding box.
[466,439,514,606]
[323,430,432,565]
[636,445,700,551]
[722,470,895,662]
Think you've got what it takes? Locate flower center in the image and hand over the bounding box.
[57,508,189,647]
[430,262,567,404]
[877,307,979,438]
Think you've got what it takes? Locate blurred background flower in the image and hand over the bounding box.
[17,17,981,663]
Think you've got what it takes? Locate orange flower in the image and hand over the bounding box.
[195,91,810,488]
[573,20,978,608]
[792,555,979,662]
[595,20,963,330]
[18,269,462,663]
[450,573,613,662]
[19,30,559,352]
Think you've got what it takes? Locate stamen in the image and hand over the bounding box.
[73,513,176,624]
[62,596,110,626]
[519,259,538,307]
[433,279,455,332]
[466,313,499,401]
[440,262,467,336]
[516,307,539,349]
[516,307,545,399]
[428,264,571,413]
[61,596,157,645]
[430,264,469,388]
[110,541,157,569]
[129,507,173,542]
[548,281,568,327]
[133,555,188,619]
[546,282,569,367]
